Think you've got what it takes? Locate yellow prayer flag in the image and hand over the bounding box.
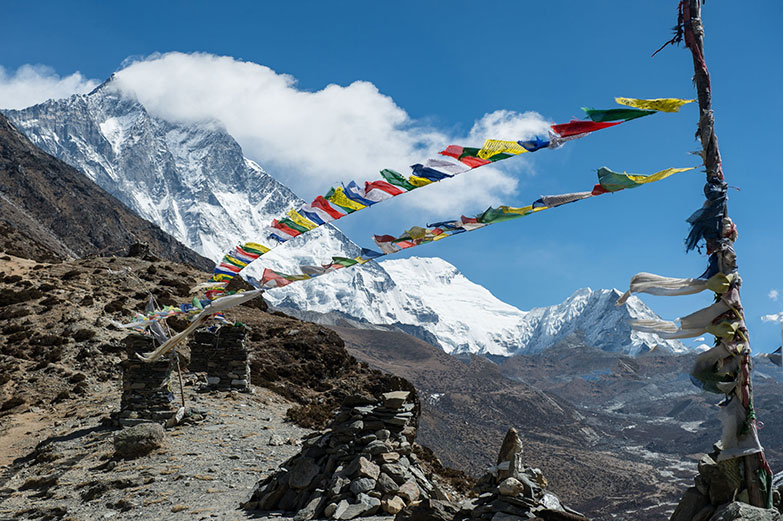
[625,167,695,185]
[284,274,311,282]
[286,209,318,230]
[225,255,248,267]
[615,97,695,113]
[498,205,535,216]
[328,187,366,211]
[244,242,270,254]
[477,139,529,160]
[408,175,434,187]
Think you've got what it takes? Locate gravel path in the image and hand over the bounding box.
[0,384,393,521]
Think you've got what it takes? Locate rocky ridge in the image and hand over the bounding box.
[6,88,686,358]
[0,113,212,270]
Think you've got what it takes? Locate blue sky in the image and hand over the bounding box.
[2,1,782,352]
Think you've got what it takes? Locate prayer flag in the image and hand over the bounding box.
[326,187,366,213]
[477,140,528,160]
[551,120,622,137]
[279,217,309,234]
[597,166,694,192]
[615,97,695,112]
[312,195,347,220]
[408,175,434,187]
[410,163,454,182]
[380,169,416,191]
[271,218,302,237]
[582,107,657,122]
[518,137,550,152]
[243,243,270,255]
[364,180,404,202]
[425,157,471,175]
[261,268,292,288]
[331,257,359,267]
[343,181,378,207]
[298,204,331,225]
[286,209,318,231]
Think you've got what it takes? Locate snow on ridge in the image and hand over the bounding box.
[5,85,687,358]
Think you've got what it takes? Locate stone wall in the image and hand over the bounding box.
[189,325,250,392]
[119,335,176,427]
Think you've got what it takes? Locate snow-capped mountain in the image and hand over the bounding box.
[5,84,685,357]
[3,80,355,267]
[268,256,687,356]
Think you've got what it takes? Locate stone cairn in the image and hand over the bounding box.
[243,390,450,519]
[669,444,782,521]
[189,325,250,392]
[456,428,589,521]
[118,335,176,427]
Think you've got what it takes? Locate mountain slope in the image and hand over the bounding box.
[3,81,349,266]
[272,256,686,356]
[6,86,684,357]
[0,113,212,269]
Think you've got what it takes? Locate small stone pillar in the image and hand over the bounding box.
[119,335,176,426]
[189,325,250,392]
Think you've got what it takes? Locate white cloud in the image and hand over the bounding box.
[110,52,550,214]
[691,337,705,342]
[769,289,779,301]
[762,312,783,323]
[0,64,98,110]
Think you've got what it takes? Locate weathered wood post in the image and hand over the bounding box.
[681,0,770,507]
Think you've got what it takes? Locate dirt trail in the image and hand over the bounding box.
[0,383,394,521]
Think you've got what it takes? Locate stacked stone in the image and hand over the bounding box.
[670,444,782,521]
[189,325,250,392]
[461,428,588,521]
[118,335,176,427]
[244,391,448,520]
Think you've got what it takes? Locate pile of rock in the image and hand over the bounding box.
[118,335,176,427]
[189,325,250,392]
[243,390,449,519]
[455,428,589,521]
[670,444,781,521]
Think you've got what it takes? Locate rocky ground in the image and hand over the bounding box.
[0,380,397,521]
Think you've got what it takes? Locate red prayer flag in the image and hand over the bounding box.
[365,179,404,196]
[312,195,346,220]
[551,120,621,137]
[439,145,464,159]
[261,268,292,288]
[271,219,301,238]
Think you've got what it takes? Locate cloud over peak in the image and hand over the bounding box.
[2,53,551,214]
[0,64,98,110]
[110,52,550,212]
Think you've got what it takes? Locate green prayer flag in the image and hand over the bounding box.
[380,169,416,191]
[331,256,359,267]
[582,107,656,122]
[476,207,526,224]
[279,217,309,234]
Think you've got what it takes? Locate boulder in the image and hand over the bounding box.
[377,473,400,495]
[397,479,421,503]
[383,495,406,515]
[288,457,319,489]
[394,498,460,521]
[113,423,164,458]
[349,477,376,495]
[709,502,781,521]
[498,477,526,497]
[670,487,710,521]
[383,391,410,409]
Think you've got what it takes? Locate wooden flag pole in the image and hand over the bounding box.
[682,0,768,507]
